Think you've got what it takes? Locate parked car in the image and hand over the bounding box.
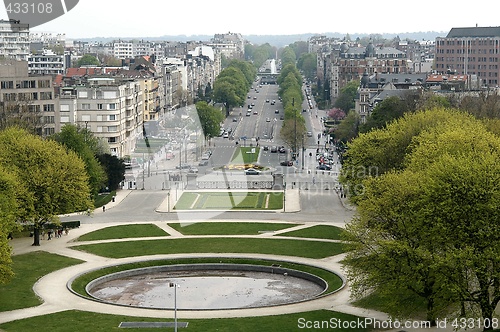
[280,160,293,166]
[317,164,332,170]
[307,131,313,137]
[245,168,260,175]
[176,163,191,169]
[278,146,286,153]
[198,160,208,166]
[270,146,278,153]
[188,167,199,173]
[263,146,269,151]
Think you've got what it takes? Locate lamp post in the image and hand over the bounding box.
[169,282,180,332]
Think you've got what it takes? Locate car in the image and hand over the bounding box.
[271,100,276,105]
[307,131,313,137]
[188,167,199,173]
[233,118,238,122]
[280,115,284,120]
[176,163,191,169]
[266,117,270,122]
[245,168,260,175]
[280,160,293,166]
[278,146,286,153]
[198,160,208,166]
[253,96,257,99]
[246,111,251,116]
[317,164,332,170]
[201,153,210,160]
[275,109,279,114]
[266,99,270,103]
[263,146,269,151]
[270,146,278,153]
[253,110,258,115]
[223,132,229,138]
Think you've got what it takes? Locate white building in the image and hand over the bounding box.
[28,50,66,75]
[0,19,30,61]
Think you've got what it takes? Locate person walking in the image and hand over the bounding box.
[102,205,106,212]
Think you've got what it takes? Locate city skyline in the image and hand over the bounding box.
[1,0,498,40]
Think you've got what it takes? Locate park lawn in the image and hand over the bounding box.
[279,225,344,240]
[0,252,83,312]
[167,222,299,235]
[174,192,283,210]
[76,224,169,241]
[73,238,345,259]
[231,146,260,164]
[0,309,372,332]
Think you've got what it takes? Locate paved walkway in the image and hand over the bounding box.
[3,188,462,331]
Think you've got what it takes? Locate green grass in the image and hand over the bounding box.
[174,192,283,210]
[70,257,343,298]
[73,238,345,259]
[0,309,372,332]
[0,252,83,312]
[280,225,344,240]
[168,222,300,235]
[76,224,169,241]
[231,146,260,164]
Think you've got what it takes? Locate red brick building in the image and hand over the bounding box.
[435,26,500,88]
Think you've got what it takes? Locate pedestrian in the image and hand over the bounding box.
[47,230,52,240]
[102,205,106,212]
[313,177,316,185]
[7,233,13,240]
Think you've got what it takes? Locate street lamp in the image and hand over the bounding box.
[169,282,180,332]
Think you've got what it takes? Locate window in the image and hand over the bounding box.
[108,103,116,110]
[109,114,116,121]
[43,116,55,124]
[1,81,13,89]
[97,103,103,110]
[40,92,52,100]
[43,104,55,112]
[108,126,118,132]
[81,103,90,110]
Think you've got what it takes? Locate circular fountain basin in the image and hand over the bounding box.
[85,264,327,310]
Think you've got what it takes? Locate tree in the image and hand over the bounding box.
[0,100,45,136]
[359,96,407,133]
[0,127,93,246]
[51,124,107,196]
[334,80,359,112]
[342,110,500,328]
[76,54,100,67]
[340,109,478,204]
[280,112,306,153]
[297,53,317,81]
[0,167,20,284]
[96,154,125,191]
[212,67,248,116]
[332,110,359,143]
[328,108,346,122]
[195,101,224,140]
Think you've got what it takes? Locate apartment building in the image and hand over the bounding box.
[0,59,59,136]
[435,26,500,87]
[208,32,244,59]
[28,50,66,76]
[0,19,29,61]
[60,77,143,157]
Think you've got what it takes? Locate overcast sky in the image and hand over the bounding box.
[1,0,498,39]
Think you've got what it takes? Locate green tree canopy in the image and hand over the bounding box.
[334,80,359,112]
[343,109,500,326]
[76,54,100,67]
[0,168,20,284]
[51,124,107,196]
[0,127,93,246]
[195,101,224,139]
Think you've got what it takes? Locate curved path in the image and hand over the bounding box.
[2,189,390,326]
